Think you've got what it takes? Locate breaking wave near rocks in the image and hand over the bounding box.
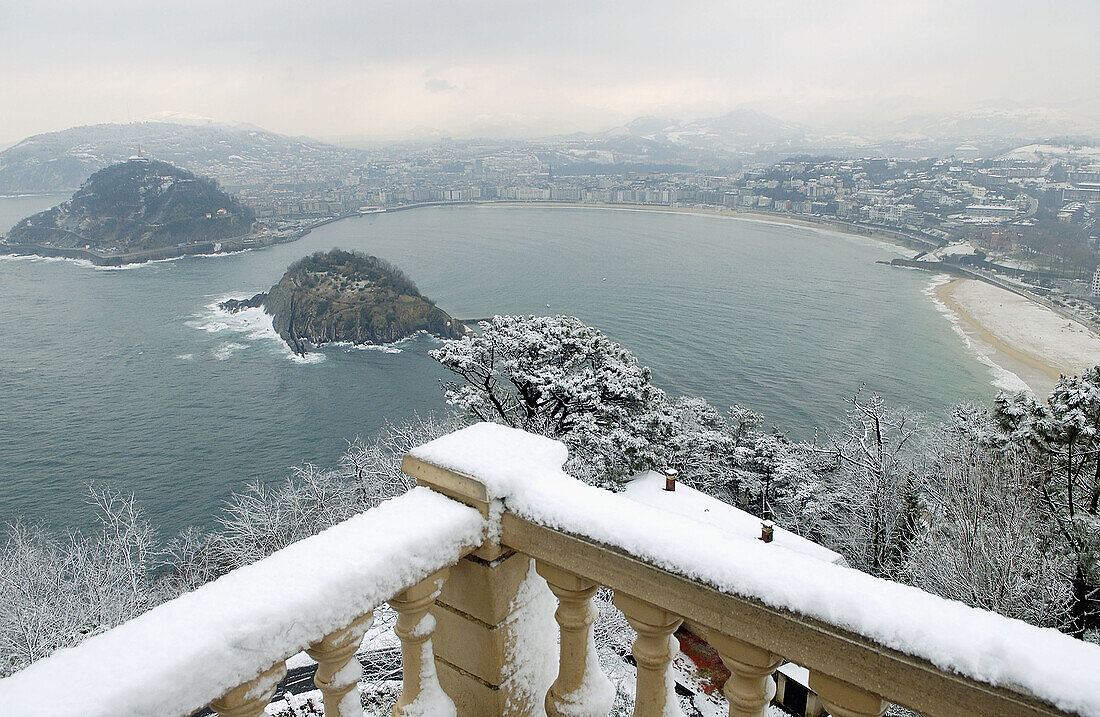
[186,295,326,364]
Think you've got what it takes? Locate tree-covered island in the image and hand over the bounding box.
[2,158,257,264]
[221,249,466,354]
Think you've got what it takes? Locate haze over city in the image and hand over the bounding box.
[2,0,1098,146]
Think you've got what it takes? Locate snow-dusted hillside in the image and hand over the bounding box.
[0,122,370,193]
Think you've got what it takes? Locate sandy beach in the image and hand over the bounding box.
[934,278,1100,396]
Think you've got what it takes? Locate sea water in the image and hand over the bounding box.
[0,201,995,534]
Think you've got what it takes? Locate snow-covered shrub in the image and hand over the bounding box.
[904,403,1072,629]
[0,488,160,677]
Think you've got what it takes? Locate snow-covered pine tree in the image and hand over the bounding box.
[994,368,1100,639]
[429,315,677,485]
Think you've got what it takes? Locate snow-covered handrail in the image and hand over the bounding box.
[0,487,486,717]
[406,423,1100,717]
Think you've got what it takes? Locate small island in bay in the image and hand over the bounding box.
[2,157,260,265]
[221,249,466,354]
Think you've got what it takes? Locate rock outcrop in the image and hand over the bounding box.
[220,249,465,354]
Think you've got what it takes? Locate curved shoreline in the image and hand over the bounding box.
[2,199,916,267]
[934,278,1100,395]
[9,197,1088,395]
[469,200,927,252]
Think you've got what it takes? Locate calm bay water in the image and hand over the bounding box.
[0,198,994,535]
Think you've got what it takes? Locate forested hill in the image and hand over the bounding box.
[221,249,466,354]
[7,159,256,252]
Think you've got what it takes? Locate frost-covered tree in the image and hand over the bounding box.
[663,396,737,495]
[994,368,1100,639]
[340,413,461,508]
[796,394,923,578]
[430,315,677,484]
[0,488,160,676]
[905,404,1071,628]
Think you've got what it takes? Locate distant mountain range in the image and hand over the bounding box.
[584,104,1098,159]
[0,122,369,194]
[599,109,807,149]
[1,104,1095,194]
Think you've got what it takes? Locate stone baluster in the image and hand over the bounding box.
[389,569,454,717]
[808,673,888,717]
[537,562,614,717]
[613,592,684,717]
[707,632,782,717]
[208,661,287,717]
[306,612,374,717]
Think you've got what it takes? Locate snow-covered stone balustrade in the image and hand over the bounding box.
[4,422,1100,717]
[0,488,487,717]
[403,423,1100,717]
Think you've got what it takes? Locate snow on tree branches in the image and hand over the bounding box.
[429,315,677,483]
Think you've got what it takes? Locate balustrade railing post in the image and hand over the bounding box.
[306,612,374,717]
[403,453,551,715]
[537,561,614,717]
[808,673,888,717]
[208,661,287,717]
[707,632,782,717]
[613,592,684,717]
[389,569,454,717]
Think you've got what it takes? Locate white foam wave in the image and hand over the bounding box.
[187,294,327,365]
[0,253,98,269]
[922,276,1031,394]
[328,340,403,354]
[213,342,249,361]
[0,252,188,271]
[290,351,326,364]
[176,353,194,361]
[92,256,186,271]
[327,330,442,354]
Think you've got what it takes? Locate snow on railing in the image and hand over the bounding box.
[0,487,485,717]
[407,423,1100,717]
[5,423,1100,717]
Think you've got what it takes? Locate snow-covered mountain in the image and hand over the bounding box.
[0,122,370,194]
[599,109,808,152]
[881,104,1099,143]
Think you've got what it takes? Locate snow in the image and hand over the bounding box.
[928,241,978,260]
[622,472,845,565]
[411,423,1100,716]
[501,564,558,716]
[0,488,485,717]
[397,624,455,717]
[998,144,1100,162]
[924,275,1032,393]
[662,633,686,717]
[949,279,1100,376]
[266,688,324,716]
[777,662,810,686]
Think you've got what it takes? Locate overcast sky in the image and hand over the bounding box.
[1,0,1097,144]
